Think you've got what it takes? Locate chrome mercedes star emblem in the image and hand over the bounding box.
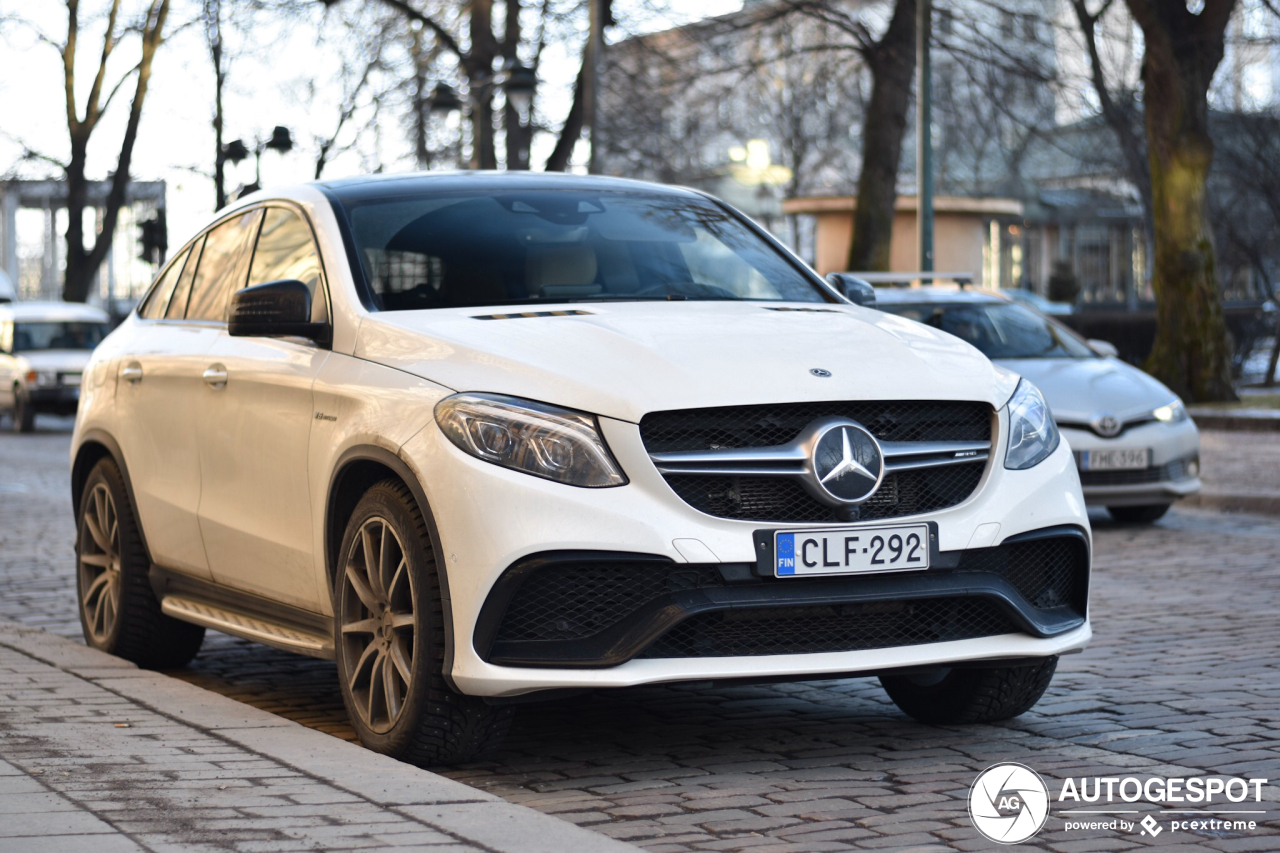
[810,422,885,504]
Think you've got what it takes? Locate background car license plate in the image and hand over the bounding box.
[775,524,929,577]
[1081,448,1150,471]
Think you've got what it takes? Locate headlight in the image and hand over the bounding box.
[434,393,627,487]
[1152,399,1188,424]
[1004,379,1060,470]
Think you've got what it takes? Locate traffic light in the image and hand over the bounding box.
[138,209,168,266]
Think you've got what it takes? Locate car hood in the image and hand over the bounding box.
[996,356,1175,423]
[355,302,1020,423]
[14,350,94,373]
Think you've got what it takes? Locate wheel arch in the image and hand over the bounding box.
[325,445,458,691]
[71,430,151,562]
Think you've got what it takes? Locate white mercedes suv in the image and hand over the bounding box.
[71,173,1091,765]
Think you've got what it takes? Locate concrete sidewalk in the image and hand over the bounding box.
[1185,428,1280,516]
[0,618,636,853]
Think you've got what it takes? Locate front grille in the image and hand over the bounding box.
[666,463,985,523]
[638,597,1015,658]
[482,532,1088,665]
[640,400,991,451]
[493,562,722,643]
[1079,457,1193,487]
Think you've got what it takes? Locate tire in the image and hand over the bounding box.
[1107,504,1170,524]
[333,479,513,766]
[76,458,205,668]
[880,657,1057,724]
[12,386,34,433]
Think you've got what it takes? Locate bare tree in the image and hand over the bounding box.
[56,0,172,303]
[1124,0,1238,402]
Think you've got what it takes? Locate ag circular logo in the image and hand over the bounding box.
[810,422,884,504]
[969,762,1050,844]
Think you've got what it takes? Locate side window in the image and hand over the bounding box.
[185,210,260,321]
[247,208,328,323]
[139,246,190,319]
[167,235,204,320]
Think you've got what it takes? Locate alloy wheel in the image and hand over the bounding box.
[339,517,415,734]
[78,483,122,644]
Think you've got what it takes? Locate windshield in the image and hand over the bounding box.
[880,302,1096,359]
[336,189,828,310]
[12,321,109,352]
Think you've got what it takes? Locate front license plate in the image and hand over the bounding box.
[775,524,930,577]
[1081,448,1150,471]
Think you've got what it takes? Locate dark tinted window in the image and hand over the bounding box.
[13,322,109,351]
[185,211,259,321]
[247,208,327,322]
[139,246,190,319]
[338,190,826,311]
[882,302,1096,359]
[167,235,204,320]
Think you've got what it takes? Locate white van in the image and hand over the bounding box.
[0,301,111,432]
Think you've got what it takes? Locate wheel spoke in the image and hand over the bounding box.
[382,654,401,721]
[79,552,111,568]
[84,511,110,555]
[348,640,379,692]
[389,635,412,683]
[83,571,111,607]
[390,613,415,630]
[367,650,386,723]
[341,618,380,635]
[101,584,117,633]
[344,566,379,613]
[386,559,408,602]
[361,525,383,601]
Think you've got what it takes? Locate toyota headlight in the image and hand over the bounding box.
[435,393,627,487]
[1004,379,1060,470]
[1152,399,1188,424]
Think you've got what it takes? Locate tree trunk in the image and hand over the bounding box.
[1126,0,1237,402]
[847,0,914,272]
[545,62,585,172]
[468,0,498,170]
[211,0,227,211]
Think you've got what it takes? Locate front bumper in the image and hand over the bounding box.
[400,409,1092,697]
[1062,420,1201,507]
[26,385,82,415]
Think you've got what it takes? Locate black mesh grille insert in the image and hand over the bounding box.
[956,537,1087,612]
[638,598,1016,658]
[666,463,985,523]
[639,400,992,451]
[1078,457,1192,487]
[494,562,723,643]
[486,534,1087,661]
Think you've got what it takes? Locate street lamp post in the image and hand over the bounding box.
[221,126,293,198]
[428,62,538,170]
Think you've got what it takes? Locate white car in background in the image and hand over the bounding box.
[876,287,1199,523]
[71,173,1091,765]
[0,301,111,432]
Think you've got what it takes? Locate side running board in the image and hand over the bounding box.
[151,566,335,660]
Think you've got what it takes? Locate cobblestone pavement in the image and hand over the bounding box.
[3,421,1279,851]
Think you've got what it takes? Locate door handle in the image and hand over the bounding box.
[202,364,228,389]
[121,363,142,384]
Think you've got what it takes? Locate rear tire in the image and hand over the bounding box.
[12,386,34,433]
[1107,504,1170,524]
[334,479,513,766]
[76,458,205,668]
[880,657,1057,724]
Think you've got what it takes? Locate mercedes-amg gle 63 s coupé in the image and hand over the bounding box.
[71,174,1090,765]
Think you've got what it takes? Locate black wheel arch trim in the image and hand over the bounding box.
[72,429,152,564]
[326,445,458,691]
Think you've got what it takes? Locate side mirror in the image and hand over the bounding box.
[229,280,329,344]
[826,273,877,308]
[1088,339,1119,358]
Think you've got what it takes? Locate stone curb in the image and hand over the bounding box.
[1182,490,1280,517]
[1190,409,1280,432]
[0,618,638,853]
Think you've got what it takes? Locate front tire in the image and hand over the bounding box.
[1107,504,1170,524]
[880,657,1057,724]
[334,479,512,766]
[76,458,205,667]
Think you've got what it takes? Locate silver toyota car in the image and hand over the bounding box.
[876,287,1200,524]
